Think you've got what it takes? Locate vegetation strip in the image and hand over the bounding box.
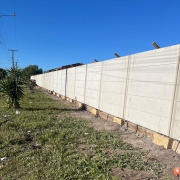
[0,88,172,179]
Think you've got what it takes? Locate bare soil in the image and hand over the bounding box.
[40,88,180,180]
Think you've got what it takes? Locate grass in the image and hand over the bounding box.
[0,88,164,179]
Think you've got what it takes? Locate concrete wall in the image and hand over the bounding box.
[31,44,180,141]
[169,45,180,140]
[74,65,86,103]
[66,68,76,99]
[85,62,102,109]
[99,57,129,118]
[124,46,180,136]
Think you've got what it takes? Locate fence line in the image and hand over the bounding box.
[31,44,180,141]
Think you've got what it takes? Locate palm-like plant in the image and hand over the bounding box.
[0,68,24,108]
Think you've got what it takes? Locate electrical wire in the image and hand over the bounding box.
[0,0,18,68]
[13,0,18,61]
[0,18,11,61]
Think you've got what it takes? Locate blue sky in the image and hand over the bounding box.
[0,0,180,71]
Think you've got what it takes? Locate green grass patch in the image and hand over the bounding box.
[0,88,163,179]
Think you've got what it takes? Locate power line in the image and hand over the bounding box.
[0,0,18,69]
[0,19,11,60]
[0,12,17,68]
[13,0,18,50]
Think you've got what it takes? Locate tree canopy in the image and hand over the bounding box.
[22,65,43,80]
[0,68,7,80]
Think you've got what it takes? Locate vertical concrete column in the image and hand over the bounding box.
[169,47,180,137]
[60,70,63,95]
[83,65,88,104]
[122,56,131,119]
[98,61,104,110]
[74,67,77,101]
[56,71,58,93]
[65,69,67,97]
[74,67,77,100]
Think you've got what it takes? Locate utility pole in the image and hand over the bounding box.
[8,49,18,68]
[0,14,17,67]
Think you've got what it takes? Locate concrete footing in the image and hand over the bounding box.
[113,117,124,126]
[86,105,99,116]
[152,133,173,149]
[99,111,108,120]
[127,122,138,133]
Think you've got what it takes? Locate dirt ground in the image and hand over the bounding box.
[41,88,180,180]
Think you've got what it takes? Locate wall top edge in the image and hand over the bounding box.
[101,44,180,63]
[31,44,180,78]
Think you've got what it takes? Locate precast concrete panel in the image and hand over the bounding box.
[66,68,76,99]
[56,70,62,94]
[39,75,42,87]
[43,74,45,89]
[46,73,49,90]
[52,72,55,92]
[41,74,44,87]
[47,72,54,91]
[53,71,56,92]
[170,101,180,141]
[53,71,58,93]
[74,65,86,103]
[40,75,43,87]
[36,75,40,86]
[85,63,102,109]
[48,73,51,89]
[35,75,39,85]
[43,74,46,88]
[99,57,129,117]
[51,72,54,91]
[44,73,48,89]
[39,74,42,87]
[42,75,44,87]
[46,74,48,89]
[124,45,180,136]
[169,46,180,141]
[37,75,40,86]
[44,74,47,89]
[47,72,51,90]
[61,69,66,96]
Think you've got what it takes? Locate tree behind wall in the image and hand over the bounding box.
[22,65,43,80]
[0,68,7,80]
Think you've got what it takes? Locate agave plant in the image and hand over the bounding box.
[0,68,24,108]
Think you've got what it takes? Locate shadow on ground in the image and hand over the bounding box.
[20,107,86,112]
